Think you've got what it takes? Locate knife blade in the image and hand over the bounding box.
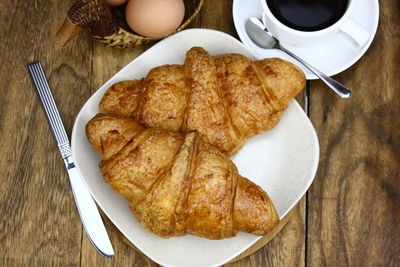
[28,61,114,257]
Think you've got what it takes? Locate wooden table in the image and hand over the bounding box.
[1,0,399,266]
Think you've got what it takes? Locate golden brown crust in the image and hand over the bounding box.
[100,80,143,117]
[85,113,144,160]
[136,65,188,131]
[214,54,280,138]
[233,176,279,235]
[86,114,280,239]
[99,47,306,156]
[255,58,306,104]
[100,127,183,206]
[185,136,239,239]
[184,47,243,155]
[132,131,197,237]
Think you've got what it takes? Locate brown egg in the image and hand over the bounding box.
[106,0,128,6]
[125,0,185,38]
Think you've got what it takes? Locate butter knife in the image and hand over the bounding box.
[28,61,114,257]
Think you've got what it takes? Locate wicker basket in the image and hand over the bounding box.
[56,0,204,48]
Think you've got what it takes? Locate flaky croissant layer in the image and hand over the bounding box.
[86,114,279,239]
[100,47,306,156]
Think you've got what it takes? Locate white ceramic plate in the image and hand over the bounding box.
[71,29,319,267]
[233,0,379,79]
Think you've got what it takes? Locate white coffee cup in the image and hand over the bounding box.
[260,0,370,48]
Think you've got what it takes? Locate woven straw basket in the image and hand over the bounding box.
[56,0,204,48]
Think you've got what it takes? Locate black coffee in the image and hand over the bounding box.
[266,0,348,31]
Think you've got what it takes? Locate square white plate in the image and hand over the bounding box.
[71,28,319,267]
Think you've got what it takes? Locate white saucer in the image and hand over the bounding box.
[233,0,379,79]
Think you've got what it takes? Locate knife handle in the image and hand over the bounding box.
[28,61,114,257]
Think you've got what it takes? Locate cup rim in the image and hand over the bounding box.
[261,0,355,36]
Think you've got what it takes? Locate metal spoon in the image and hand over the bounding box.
[245,17,351,98]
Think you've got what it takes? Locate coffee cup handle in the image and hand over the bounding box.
[339,19,370,48]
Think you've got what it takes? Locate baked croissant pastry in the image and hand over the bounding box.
[86,113,279,239]
[100,47,306,156]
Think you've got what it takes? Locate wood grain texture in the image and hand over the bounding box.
[198,0,236,35]
[0,0,92,265]
[307,0,400,266]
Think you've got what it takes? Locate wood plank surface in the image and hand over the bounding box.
[0,0,93,266]
[307,0,400,266]
[0,0,399,266]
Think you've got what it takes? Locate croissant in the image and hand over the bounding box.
[86,113,279,239]
[100,47,306,156]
